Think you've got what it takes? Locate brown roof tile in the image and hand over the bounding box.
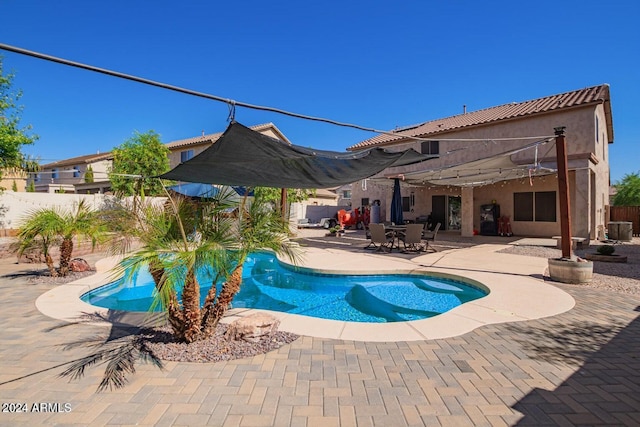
[41,152,113,169]
[348,84,612,150]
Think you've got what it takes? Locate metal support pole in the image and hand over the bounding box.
[555,127,573,259]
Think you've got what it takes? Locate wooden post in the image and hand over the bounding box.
[280,188,287,220]
[555,127,573,259]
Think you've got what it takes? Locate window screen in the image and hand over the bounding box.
[535,191,556,222]
[402,196,411,212]
[514,192,533,221]
[421,141,439,156]
[180,150,194,162]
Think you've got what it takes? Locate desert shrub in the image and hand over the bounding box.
[596,245,615,256]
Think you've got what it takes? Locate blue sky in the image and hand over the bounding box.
[1,0,638,182]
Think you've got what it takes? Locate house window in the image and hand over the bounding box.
[535,191,556,222]
[73,166,80,178]
[180,150,194,162]
[402,196,411,212]
[421,141,439,156]
[361,198,369,207]
[514,192,533,221]
[342,190,351,199]
[514,191,556,222]
[51,169,58,179]
[595,116,599,143]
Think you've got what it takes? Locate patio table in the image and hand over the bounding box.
[384,225,407,252]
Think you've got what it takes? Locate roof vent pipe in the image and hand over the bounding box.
[463,104,467,114]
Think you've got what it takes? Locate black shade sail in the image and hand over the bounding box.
[160,122,432,189]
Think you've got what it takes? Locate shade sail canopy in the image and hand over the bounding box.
[376,139,556,188]
[160,122,432,189]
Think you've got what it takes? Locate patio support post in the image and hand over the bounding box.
[555,126,573,259]
[280,187,288,221]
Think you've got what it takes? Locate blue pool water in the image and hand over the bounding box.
[81,252,487,323]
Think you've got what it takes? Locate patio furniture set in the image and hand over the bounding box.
[367,222,441,253]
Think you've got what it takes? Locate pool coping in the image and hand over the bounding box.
[35,244,575,342]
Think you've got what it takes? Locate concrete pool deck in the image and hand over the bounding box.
[35,243,575,342]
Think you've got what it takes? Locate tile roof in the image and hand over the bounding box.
[348,84,612,150]
[41,152,113,169]
[165,122,286,149]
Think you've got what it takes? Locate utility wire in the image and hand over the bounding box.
[0,43,555,144]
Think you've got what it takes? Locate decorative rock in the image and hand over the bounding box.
[69,258,92,272]
[225,313,280,342]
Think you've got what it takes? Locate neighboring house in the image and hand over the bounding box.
[349,84,613,240]
[335,184,352,207]
[306,188,340,206]
[25,123,290,194]
[30,152,113,194]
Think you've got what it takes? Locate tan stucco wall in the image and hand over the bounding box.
[0,170,27,192]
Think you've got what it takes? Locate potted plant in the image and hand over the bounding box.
[548,256,593,284]
[326,225,343,237]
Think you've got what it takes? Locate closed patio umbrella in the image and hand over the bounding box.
[390,178,403,225]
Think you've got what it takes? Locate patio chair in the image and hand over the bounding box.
[367,223,394,252]
[399,223,426,253]
[422,222,441,252]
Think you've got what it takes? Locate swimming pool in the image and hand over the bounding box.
[81,252,488,323]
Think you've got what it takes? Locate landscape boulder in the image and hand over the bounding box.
[69,258,92,272]
[225,313,280,342]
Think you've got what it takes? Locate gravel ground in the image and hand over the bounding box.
[145,325,299,363]
[499,237,640,295]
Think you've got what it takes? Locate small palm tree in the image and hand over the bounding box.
[17,200,104,276]
[110,187,301,343]
[16,209,61,276]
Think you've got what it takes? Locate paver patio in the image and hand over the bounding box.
[0,231,638,426]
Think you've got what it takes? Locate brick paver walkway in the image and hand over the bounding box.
[1,255,639,426]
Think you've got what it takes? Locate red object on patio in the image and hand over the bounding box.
[498,215,513,237]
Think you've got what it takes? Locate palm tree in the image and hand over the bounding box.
[16,209,61,276]
[110,187,301,343]
[16,200,104,277]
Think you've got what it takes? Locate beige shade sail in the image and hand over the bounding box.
[374,138,557,188]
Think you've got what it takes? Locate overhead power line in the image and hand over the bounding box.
[0,43,554,144]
